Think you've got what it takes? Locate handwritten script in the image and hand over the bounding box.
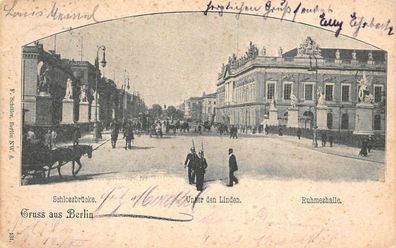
[203,0,394,38]
[3,0,99,22]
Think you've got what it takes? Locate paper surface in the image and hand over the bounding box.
[0,0,395,247]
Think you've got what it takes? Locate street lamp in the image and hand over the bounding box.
[122,69,130,123]
[308,54,318,147]
[94,45,106,142]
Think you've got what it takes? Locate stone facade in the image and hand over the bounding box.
[215,37,386,134]
[22,44,77,126]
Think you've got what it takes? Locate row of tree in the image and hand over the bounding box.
[148,104,184,120]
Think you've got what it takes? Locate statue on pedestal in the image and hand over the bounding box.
[270,98,276,110]
[64,78,73,99]
[335,49,340,60]
[262,46,266,56]
[357,72,374,104]
[317,87,326,106]
[37,61,51,95]
[352,50,357,60]
[79,85,88,103]
[278,47,283,57]
[290,92,297,108]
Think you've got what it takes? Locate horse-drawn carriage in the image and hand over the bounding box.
[22,144,93,183]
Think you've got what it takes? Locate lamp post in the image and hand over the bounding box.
[94,45,106,142]
[308,55,318,147]
[122,69,130,123]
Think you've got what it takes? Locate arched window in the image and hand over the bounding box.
[374,114,381,130]
[341,113,349,129]
[327,113,333,129]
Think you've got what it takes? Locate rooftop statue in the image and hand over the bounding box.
[297,37,322,57]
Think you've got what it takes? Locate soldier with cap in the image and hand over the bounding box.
[196,150,208,191]
[184,147,198,184]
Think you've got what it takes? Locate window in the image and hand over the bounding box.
[327,113,333,129]
[341,113,349,129]
[374,86,383,103]
[325,84,334,101]
[374,114,381,130]
[341,85,350,102]
[267,83,275,100]
[304,84,313,100]
[283,83,292,100]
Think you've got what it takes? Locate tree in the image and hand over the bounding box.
[174,109,185,120]
[165,106,177,119]
[149,104,163,119]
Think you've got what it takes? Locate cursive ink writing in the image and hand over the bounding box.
[319,12,343,37]
[93,185,208,222]
[3,0,100,23]
[350,12,394,37]
[203,0,333,22]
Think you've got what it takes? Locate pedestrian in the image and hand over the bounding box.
[111,123,119,149]
[51,128,57,148]
[265,124,269,135]
[198,124,202,135]
[72,124,81,147]
[184,147,198,184]
[227,148,238,187]
[359,138,368,157]
[297,128,301,140]
[44,129,52,150]
[123,124,134,150]
[329,135,334,147]
[367,135,374,153]
[196,151,208,191]
[278,127,283,136]
[321,132,327,147]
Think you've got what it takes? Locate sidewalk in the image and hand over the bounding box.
[245,132,385,164]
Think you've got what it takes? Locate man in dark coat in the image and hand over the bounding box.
[184,147,198,184]
[123,124,134,150]
[297,128,301,140]
[195,151,208,191]
[72,124,81,147]
[111,123,119,149]
[227,148,238,187]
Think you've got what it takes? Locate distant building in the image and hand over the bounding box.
[182,92,216,122]
[201,92,216,122]
[215,37,386,134]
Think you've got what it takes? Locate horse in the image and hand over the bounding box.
[48,145,93,178]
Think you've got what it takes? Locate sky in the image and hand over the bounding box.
[36,12,377,107]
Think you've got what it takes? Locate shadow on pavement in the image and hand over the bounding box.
[24,172,119,185]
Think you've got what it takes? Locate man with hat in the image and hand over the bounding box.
[195,150,208,191]
[184,147,198,184]
[227,148,239,187]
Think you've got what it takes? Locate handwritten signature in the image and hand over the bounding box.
[3,0,99,22]
[93,185,209,222]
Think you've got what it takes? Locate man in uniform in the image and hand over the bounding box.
[184,147,198,184]
[111,122,119,149]
[227,148,239,187]
[123,123,134,150]
[195,150,208,191]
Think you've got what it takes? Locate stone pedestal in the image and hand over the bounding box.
[353,103,374,135]
[317,105,328,130]
[36,95,53,125]
[268,109,279,126]
[287,108,299,128]
[79,101,90,123]
[62,99,74,124]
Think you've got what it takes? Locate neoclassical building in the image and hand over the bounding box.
[215,38,386,134]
